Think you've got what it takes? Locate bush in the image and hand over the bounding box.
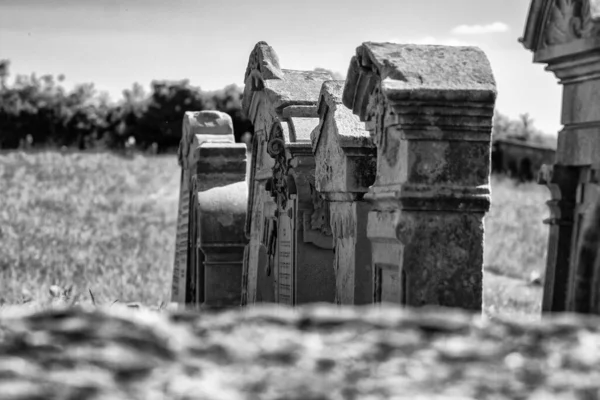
[0,60,253,152]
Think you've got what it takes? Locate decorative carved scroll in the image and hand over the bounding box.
[266,122,290,211]
[544,0,600,48]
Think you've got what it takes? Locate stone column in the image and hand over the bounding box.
[242,41,336,305]
[520,0,600,313]
[311,80,377,305]
[170,111,247,308]
[342,43,496,310]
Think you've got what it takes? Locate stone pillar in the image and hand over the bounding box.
[242,41,336,306]
[170,111,247,308]
[311,80,376,305]
[342,43,497,310]
[195,143,248,307]
[520,0,600,313]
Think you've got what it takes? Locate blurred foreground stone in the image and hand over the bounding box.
[1,304,600,399]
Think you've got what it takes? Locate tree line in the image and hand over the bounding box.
[0,59,554,152]
[0,60,253,152]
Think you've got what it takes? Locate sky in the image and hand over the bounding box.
[0,0,562,135]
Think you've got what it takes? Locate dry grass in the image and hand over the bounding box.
[0,152,551,317]
[484,175,550,281]
[0,150,179,307]
[482,175,550,320]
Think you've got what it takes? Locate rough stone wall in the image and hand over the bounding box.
[1,304,600,399]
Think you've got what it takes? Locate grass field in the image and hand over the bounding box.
[0,151,180,307]
[0,151,550,317]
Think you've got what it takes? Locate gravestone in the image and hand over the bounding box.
[521,0,600,313]
[242,41,336,306]
[171,111,248,308]
[311,80,377,305]
[342,42,497,310]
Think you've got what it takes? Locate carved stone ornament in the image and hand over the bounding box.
[368,85,386,135]
[267,122,290,210]
[309,183,332,237]
[244,42,284,91]
[544,0,600,48]
[365,85,401,167]
[302,183,334,250]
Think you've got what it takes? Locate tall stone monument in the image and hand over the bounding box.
[171,111,248,308]
[342,42,497,310]
[311,80,377,305]
[521,0,600,313]
[242,41,336,306]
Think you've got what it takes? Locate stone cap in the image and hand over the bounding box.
[312,80,373,153]
[520,0,600,52]
[342,42,497,121]
[178,111,234,170]
[264,69,333,111]
[242,41,333,119]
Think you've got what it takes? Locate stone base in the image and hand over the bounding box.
[369,208,484,310]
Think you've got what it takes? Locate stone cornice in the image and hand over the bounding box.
[242,42,333,123]
[365,184,491,213]
[312,80,374,154]
[342,43,497,124]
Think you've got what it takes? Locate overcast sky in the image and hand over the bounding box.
[0,0,562,135]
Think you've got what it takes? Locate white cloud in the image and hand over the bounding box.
[451,22,509,35]
[388,36,476,47]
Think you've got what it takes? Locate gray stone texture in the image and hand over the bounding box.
[312,80,376,305]
[242,42,336,306]
[342,42,497,310]
[171,111,247,308]
[521,0,600,313]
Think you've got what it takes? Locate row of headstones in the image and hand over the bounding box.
[170,41,498,311]
[171,12,600,315]
[172,12,600,315]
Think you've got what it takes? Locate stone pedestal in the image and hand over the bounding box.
[342,43,497,310]
[521,0,600,313]
[242,42,336,306]
[311,80,376,305]
[171,111,248,308]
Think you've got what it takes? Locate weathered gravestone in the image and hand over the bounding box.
[171,111,248,308]
[342,42,497,310]
[521,0,600,314]
[311,80,377,305]
[241,41,336,306]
